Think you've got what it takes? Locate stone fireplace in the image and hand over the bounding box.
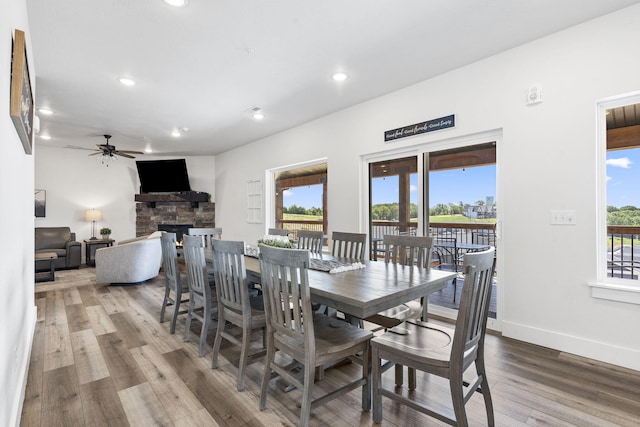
[135,196,215,238]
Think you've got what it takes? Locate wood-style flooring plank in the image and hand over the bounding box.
[118,382,173,427]
[41,365,84,426]
[85,304,117,336]
[20,320,45,427]
[108,311,148,350]
[78,377,129,427]
[66,303,91,333]
[173,407,221,427]
[70,329,110,385]
[43,320,74,372]
[63,287,83,305]
[96,330,147,391]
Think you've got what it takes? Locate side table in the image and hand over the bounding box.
[35,252,58,282]
[84,239,115,266]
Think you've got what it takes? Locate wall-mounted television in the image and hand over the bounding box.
[136,159,191,193]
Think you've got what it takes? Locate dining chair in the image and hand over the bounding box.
[258,244,373,427]
[331,231,367,262]
[296,230,324,258]
[365,234,435,329]
[188,227,222,281]
[210,240,267,391]
[267,228,289,236]
[371,247,496,426]
[159,232,189,334]
[182,234,218,356]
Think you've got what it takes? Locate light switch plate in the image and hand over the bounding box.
[551,210,576,225]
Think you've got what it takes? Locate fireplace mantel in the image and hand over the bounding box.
[134,192,210,208]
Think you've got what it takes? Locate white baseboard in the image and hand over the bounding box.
[9,305,37,427]
[502,320,640,371]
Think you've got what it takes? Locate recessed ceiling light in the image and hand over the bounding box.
[164,0,187,7]
[40,135,51,140]
[253,112,264,120]
[38,108,53,115]
[118,77,136,86]
[171,129,181,137]
[332,72,349,82]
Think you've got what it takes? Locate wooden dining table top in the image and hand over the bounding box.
[243,255,456,319]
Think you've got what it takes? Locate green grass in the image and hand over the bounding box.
[283,213,323,221]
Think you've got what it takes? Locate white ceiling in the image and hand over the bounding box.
[26,0,640,157]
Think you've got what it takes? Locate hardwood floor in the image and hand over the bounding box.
[22,267,640,426]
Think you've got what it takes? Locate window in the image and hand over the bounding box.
[593,94,640,304]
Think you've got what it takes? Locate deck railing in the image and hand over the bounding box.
[370,221,497,244]
[279,219,323,241]
[607,225,640,280]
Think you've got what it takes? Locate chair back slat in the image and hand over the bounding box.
[453,247,495,365]
[297,230,324,257]
[212,240,247,313]
[259,245,314,346]
[267,228,289,237]
[331,231,367,262]
[383,234,433,268]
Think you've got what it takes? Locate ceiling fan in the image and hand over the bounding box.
[65,134,144,159]
[90,134,144,159]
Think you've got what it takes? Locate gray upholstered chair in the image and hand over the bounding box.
[258,245,372,426]
[35,227,81,270]
[371,247,496,426]
[210,240,266,391]
[94,233,162,284]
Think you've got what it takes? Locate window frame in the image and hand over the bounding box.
[590,92,640,304]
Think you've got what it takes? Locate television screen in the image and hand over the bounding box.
[136,159,191,193]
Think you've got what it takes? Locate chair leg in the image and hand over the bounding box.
[362,340,371,412]
[184,300,195,342]
[199,308,211,357]
[160,286,170,323]
[211,312,226,369]
[408,367,416,390]
[477,353,495,426]
[395,363,403,387]
[299,359,316,427]
[237,323,252,391]
[259,332,275,411]
[169,290,180,334]
[450,375,469,427]
[372,346,382,424]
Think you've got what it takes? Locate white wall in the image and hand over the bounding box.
[1,0,36,425]
[34,146,215,244]
[215,6,640,370]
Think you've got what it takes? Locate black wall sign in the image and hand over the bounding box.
[384,114,455,142]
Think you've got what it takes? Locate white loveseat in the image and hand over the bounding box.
[95,232,163,284]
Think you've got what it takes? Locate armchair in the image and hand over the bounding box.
[35,227,81,270]
[95,232,162,284]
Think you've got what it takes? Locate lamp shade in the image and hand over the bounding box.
[84,209,103,222]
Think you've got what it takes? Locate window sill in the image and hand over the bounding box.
[588,282,640,305]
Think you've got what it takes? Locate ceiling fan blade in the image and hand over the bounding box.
[114,152,136,159]
[88,152,102,156]
[64,144,98,151]
[116,150,144,155]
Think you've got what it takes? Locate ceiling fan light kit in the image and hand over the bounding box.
[66,134,144,166]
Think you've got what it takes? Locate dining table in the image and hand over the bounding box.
[243,254,457,321]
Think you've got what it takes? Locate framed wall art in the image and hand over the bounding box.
[10,29,34,155]
[35,189,46,217]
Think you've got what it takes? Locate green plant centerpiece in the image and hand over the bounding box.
[99,227,112,239]
[257,236,296,249]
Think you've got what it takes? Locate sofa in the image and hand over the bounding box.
[35,227,81,270]
[95,232,163,284]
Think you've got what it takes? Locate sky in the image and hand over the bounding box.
[607,148,640,208]
[283,164,497,209]
[283,150,639,210]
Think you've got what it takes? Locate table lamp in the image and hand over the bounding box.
[84,209,103,240]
